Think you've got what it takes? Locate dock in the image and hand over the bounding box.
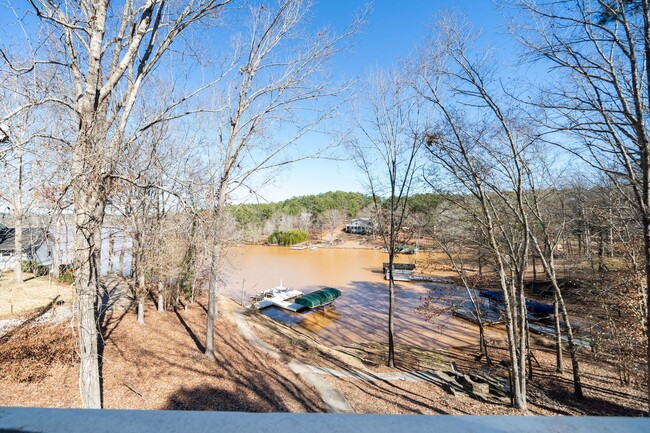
[254,298,307,312]
[249,282,307,312]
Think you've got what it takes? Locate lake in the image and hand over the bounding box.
[221,245,479,349]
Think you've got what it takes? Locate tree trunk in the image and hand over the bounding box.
[158,281,164,313]
[387,250,396,368]
[72,185,105,409]
[51,217,61,279]
[554,292,564,373]
[553,279,584,398]
[517,285,528,409]
[107,231,115,275]
[137,296,145,324]
[137,267,146,324]
[642,212,650,413]
[205,192,227,361]
[387,196,397,368]
[13,213,22,283]
[205,236,221,361]
[117,238,125,278]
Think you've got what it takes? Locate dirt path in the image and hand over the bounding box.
[234,308,353,413]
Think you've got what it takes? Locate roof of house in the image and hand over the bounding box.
[0,226,48,252]
[348,218,373,226]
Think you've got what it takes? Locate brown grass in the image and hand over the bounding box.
[0,296,325,412]
[0,273,73,318]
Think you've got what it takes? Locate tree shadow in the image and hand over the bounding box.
[174,307,205,353]
[165,384,288,412]
[97,276,136,407]
[540,380,647,416]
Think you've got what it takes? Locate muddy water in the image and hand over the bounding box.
[221,245,478,349]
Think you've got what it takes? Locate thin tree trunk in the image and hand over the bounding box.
[107,231,115,275]
[554,292,564,373]
[137,265,146,324]
[517,284,528,409]
[526,317,533,380]
[387,250,396,368]
[117,237,125,278]
[552,277,583,398]
[158,281,164,313]
[642,212,650,412]
[205,240,220,360]
[13,213,22,283]
[535,239,583,398]
[12,144,24,283]
[51,217,61,279]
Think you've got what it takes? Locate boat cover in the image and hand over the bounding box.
[295,287,342,308]
[479,290,554,317]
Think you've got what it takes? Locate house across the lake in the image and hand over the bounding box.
[344,218,373,235]
[0,224,52,271]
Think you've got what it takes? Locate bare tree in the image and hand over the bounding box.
[416,17,535,408]
[515,0,650,407]
[21,0,231,408]
[319,208,344,244]
[352,69,424,368]
[200,0,362,360]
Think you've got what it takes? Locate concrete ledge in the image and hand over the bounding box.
[0,407,648,433]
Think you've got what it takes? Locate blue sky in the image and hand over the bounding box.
[257,0,513,202]
[0,1,515,203]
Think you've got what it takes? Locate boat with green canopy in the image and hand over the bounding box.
[294,287,342,309]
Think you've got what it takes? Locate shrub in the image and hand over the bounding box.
[267,229,309,246]
[21,259,38,273]
[59,265,74,284]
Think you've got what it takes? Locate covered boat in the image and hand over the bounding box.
[479,290,554,317]
[294,287,342,309]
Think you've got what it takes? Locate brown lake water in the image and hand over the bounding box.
[221,245,478,349]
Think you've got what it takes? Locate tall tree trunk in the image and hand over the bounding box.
[137,256,146,324]
[107,230,115,275]
[117,237,125,278]
[158,281,164,313]
[387,250,396,368]
[51,216,61,279]
[551,275,583,398]
[533,237,583,398]
[205,188,227,361]
[517,284,528,409]
[642,211,650,412]
[554,292,564,373]
[205,237,221,361]
[73,183,105,409]
[13,213,22,283]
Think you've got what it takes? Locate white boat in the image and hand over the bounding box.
[250,281,306,312]
[260,281,303,299]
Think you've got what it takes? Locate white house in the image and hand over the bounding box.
[344,218,373,235]
[0,225,52,271]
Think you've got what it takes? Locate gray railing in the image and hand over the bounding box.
[0,407,649,433]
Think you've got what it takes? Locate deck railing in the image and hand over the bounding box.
[1,407,649,433]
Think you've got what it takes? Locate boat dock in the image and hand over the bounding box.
[249,281,308,312]
[254,298,307,312]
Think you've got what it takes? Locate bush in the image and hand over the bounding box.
[267,229,309,246]
[21,259,38,273]
[59,264,74,284]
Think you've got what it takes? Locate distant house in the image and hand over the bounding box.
[0,224,52,271]
[344,218,373,235]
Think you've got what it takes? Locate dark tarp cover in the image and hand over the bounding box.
[295,287,342,308]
